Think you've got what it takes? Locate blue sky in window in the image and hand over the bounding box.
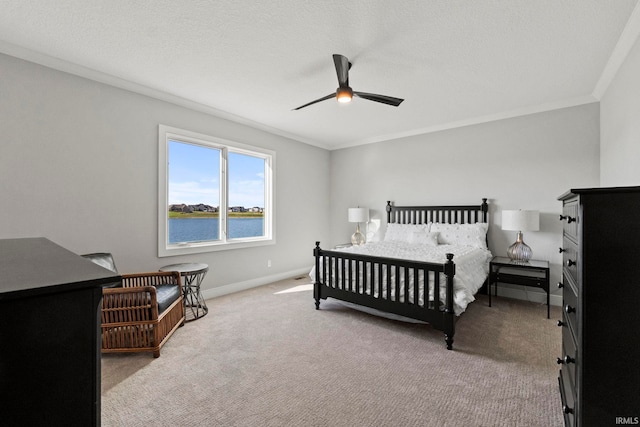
[228,152,265,208]
[168,140,265,208]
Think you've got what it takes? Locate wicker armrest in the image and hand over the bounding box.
[102,286,160,323]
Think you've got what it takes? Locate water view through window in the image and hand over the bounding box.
[168,217,264,243]
[167,140,266,244]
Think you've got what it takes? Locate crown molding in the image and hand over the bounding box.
[332,96,598,150]
[592,2,640,99]
[0,40,330,150]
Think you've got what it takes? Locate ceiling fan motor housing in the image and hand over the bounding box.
[336,86,353,103]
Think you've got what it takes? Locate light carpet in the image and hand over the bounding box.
[102,276,562,427]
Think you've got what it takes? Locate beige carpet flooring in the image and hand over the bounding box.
[102,276,563,427]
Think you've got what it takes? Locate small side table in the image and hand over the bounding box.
[489,256,550,319]
[159,263,209,322]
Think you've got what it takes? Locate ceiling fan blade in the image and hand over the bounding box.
[353,91,404,107]
[292,93,336,110]
[332,54,350,87]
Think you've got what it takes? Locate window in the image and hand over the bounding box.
[158,125,275,256]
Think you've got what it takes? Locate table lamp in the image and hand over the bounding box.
[502,210,539,262]
[348,207,369,245]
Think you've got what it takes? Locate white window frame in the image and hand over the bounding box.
[158,125,275,257]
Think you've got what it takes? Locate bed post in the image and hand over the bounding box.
[386,201,392,223]
[314,241,321,310]
[481,198,489,250]
[481,198,488,222]
[443,253,456,350]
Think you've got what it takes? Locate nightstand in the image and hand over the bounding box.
[488,256,550,318]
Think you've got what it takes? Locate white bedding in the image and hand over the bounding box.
[310,241,492,316]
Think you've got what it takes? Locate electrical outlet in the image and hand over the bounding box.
[267,259,271,268]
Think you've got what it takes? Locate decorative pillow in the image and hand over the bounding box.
[383,223,430,243]
[430,222,488,249]
[409,230,439,246]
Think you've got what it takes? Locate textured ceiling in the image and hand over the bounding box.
[1,1,639,150]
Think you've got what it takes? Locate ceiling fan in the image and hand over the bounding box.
[293,54,404,110]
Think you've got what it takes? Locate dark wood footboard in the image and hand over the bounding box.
[313,242,457,350]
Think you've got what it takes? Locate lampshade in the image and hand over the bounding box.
[348,207,369,223]
[502,210,539,232]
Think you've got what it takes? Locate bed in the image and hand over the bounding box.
[312,199,491,350]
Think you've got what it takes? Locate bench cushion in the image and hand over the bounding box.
[156,283,182,314]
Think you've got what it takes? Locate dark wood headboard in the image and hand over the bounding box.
[386,198,488,225]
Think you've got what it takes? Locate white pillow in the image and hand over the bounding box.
[409,230,439,246]
[383,223,430,243]
[430,222,488,249]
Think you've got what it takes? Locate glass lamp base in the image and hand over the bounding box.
[351,231,365,246]
[351,223,366,245]
[507,232,532,262]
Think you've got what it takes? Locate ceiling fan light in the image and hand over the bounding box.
[336,87,353,103]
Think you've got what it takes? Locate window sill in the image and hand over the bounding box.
[159,238,275,257]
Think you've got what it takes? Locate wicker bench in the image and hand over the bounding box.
[82,253,185,358]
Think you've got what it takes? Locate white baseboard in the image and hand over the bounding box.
[201,267,311,300]
[494,284,563,307]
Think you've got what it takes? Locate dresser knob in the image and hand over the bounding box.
[563,405,574,414]
[557,320,565,327]
[559,247,566,253]
[559,215,576,223]
[556,357,565,364]
[564,355,575,364]
[566,259,576,267]
[557,282,564,289]
[565,305,575,314]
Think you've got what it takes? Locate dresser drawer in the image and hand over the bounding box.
[562,274,579,337]
[561,325,578,390]
[561,199,579,241]
[559,368,576,427]
[559,309,577,352]
[562,237,578,285]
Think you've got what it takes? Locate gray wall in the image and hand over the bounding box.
[5,38,636,306]
[600,32,640,185]
[0,53,331,297]
[329,104,601,304]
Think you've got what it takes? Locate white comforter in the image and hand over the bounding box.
[311,241,492,316]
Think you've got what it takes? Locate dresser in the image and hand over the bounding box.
[557,187,640,426]
[0,238,121,426]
